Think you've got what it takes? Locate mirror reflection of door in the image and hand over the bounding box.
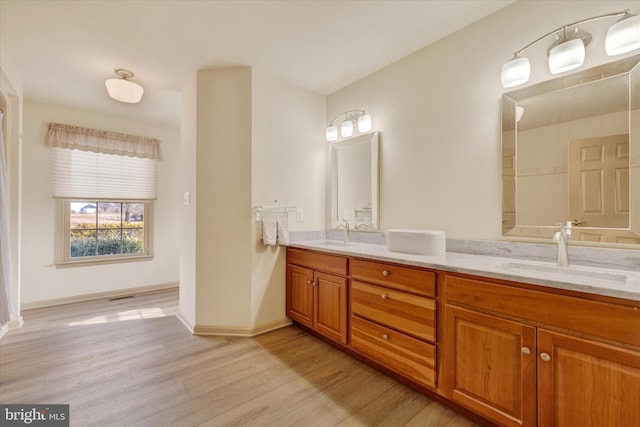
[569,134,629,240]
[502,147,516,234]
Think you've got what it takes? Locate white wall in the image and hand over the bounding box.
[21,100,180,305]
[327,1,640,239]
[179,72,197,328]
[251,68,325,328]
[194,67,253,330]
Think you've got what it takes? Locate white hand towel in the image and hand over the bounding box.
[277,218,289,246]
[262,219,277,246]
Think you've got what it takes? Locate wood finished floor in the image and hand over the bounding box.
[0,289,480,427]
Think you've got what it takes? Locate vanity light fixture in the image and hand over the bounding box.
[501,10,640,88]
[325,110,372,142]
[105,69,144,103]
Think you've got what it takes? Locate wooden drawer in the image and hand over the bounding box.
[351,281,436,342]
[445,274,640,348]
[351,315,436,389]
[351,258,435,297]
[287,248,348,276]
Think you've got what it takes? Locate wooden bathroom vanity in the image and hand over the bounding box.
[286,246,640,427]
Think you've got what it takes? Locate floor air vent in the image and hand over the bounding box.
[108,295,135,302]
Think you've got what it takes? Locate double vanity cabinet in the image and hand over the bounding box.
[286,247,640,427]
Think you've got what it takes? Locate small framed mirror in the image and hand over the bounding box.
[330,131,379,231]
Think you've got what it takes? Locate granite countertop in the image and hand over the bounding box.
[288,240,640,302]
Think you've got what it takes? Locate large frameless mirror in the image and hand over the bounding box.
[502,54,640,246]
[330,131,379,231]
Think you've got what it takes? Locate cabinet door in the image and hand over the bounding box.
[443,305,536,427]
[538,329,640,427]
[286,264,314,328]
[314,271,348,345]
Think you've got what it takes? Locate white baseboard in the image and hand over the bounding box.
[176,311,195,333]
[0,316,24,340]
[193,318,292,337]
[21,282,179,310]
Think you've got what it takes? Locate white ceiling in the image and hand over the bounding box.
[0,0,513,125]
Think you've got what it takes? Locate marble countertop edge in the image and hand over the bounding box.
[287,241,640,302]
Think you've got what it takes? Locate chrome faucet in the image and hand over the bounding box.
[553,221,572,267]
[337,219,350,243]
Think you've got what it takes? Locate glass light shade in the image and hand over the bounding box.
[105,78,144,103]
[501,56,530,88]
[340,120,354,137]
[325,125,338,142]
[605,14,640,56]
[357,114,372,132]
[549,38,585,74]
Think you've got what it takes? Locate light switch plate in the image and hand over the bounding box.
[296,208,304,222]
[183,192,190,205]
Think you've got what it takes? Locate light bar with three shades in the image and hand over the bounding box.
[501,9,640,88]
[325,110,372,142]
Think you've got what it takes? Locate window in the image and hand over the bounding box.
[57,200,152,264]
[47,123,160,267]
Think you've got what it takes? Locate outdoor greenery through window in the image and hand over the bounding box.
[70,201,146,258]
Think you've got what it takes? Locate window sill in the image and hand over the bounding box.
[55,254,154,268]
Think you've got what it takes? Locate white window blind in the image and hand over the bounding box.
[46,123,160,200]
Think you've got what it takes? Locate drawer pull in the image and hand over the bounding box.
[381,293,388,300]
[382,270,390,276]
[540,352,551,362]
[521,347,531,356]
[382,334,389,340]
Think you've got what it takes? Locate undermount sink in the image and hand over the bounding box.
[500,262,628,284]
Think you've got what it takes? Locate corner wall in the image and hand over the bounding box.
[180,67,326,334]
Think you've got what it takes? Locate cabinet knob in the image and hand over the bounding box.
[540,352,551,362]
[381,293,388,300]
[382,270,390,276]
[521,347,531,355]
[307,280,311,285]
[382,334,389,340]
[311,281,316,286]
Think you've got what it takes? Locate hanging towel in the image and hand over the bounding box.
[277,218,289,246]
[262,219,277,246]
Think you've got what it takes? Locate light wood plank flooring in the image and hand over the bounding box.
[0,289,481,426]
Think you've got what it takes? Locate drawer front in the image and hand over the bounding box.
[287,248,348,276]
[351,258,435,297]
[351,315,436,389]
[445,274,640,348]
[351,281,436,342]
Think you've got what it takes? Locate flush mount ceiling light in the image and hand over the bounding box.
[325,110,372,142]
[105,69,144,103]
[501,9,640,88]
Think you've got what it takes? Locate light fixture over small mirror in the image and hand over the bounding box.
[325,110,372,142]
[501,9,640,88]
[105,69,144,103]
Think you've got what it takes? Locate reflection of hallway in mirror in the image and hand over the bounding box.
[568,134,638,243]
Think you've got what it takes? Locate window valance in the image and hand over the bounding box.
[46,122,161,160]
